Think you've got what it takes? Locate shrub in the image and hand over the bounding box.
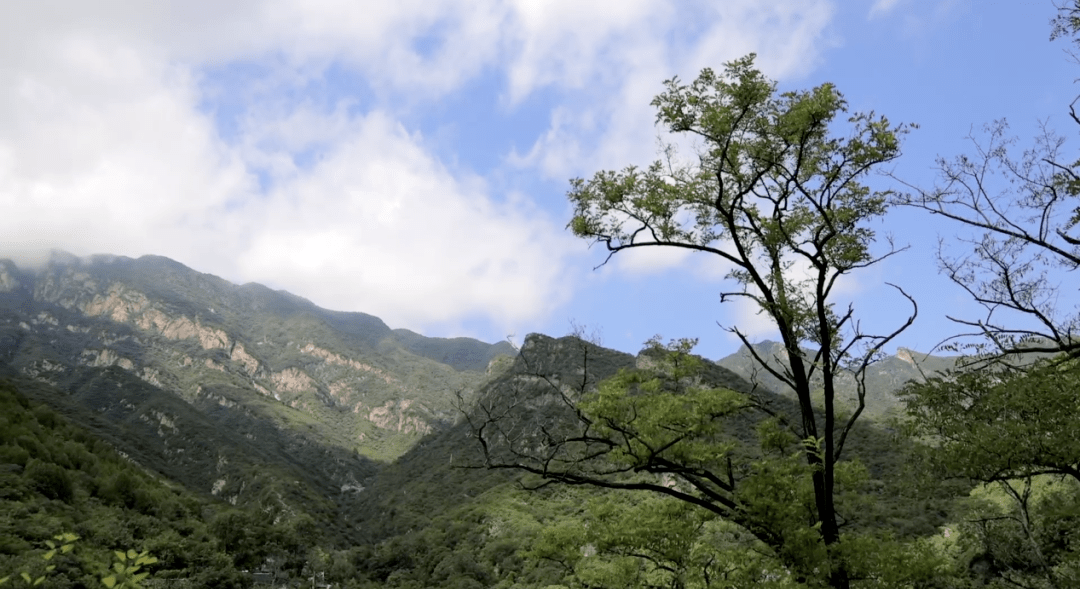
[23,459,73,503]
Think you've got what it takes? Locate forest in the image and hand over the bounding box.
[3,3,1080,589]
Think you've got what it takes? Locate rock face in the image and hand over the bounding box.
[0,260,21,293]
[0,251,515,530]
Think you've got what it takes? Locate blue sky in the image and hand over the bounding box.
[0,0,1076,360]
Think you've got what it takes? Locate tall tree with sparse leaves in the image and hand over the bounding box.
[473,54,917,589]
[569,54,916,589]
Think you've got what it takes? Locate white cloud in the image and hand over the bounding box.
[614,247,694,276]
[720,295,781,343]
[873,0,970,37]
[508,0,836,178]
[0,2,580,336]
[235,111,580,330]
[0,34,253,262]
[0,1,845,339]
[503,0,671,104]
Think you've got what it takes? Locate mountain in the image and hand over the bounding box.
[0,252,956,522]
[334,332,958,588]
[715,340,960,419]
[0,251,514,542]
[348,333,945,542]
[346,333,642,542]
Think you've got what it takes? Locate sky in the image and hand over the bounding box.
[0,0,1077,360]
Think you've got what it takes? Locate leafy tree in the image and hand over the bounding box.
[209,508,273,569]
[900,357,1080,588]
[900,357,1080,486]
[22,460,73,504]
[952,477,1080,589]
[471,55,915,587]
[531,489,794,589]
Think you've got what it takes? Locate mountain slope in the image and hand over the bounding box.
[0,252,511,538]
[0,377,258,587]
[342,332,957,589]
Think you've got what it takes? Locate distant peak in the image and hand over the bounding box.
[39,250,137,269]
[47,249,82,266]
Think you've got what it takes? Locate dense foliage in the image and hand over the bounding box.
[900,357,1080,587]
[0,379,330,588]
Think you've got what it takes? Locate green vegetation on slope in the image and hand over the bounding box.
[0,379,249,587]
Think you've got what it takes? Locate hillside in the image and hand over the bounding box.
[0,252,513,541]
[0,378,261,587]
[0,252,977,587]
[332,333,960,587]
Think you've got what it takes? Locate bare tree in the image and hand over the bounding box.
[886,1,1080,363]
[892,119,1080,362]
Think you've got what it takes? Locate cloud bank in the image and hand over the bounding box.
[0,0,836,338]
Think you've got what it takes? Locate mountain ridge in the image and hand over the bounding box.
[714,338,960,419]
[0,251,516,541]
[0,250,963,549]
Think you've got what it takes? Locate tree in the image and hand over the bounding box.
[899,356,1080,588]
[529,487,795,589]
[900,357,1080,486]
[889,2,1080,362]
[1052,0,1080,66]
[469,54,916,589]
[890,7,1080,586]
[890,120,1080,361]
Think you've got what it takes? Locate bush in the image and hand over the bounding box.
[99,471,145,510]
[23,459,73,503]
[0,445,30,468]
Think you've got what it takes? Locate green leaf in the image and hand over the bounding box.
[102,575,117,588]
